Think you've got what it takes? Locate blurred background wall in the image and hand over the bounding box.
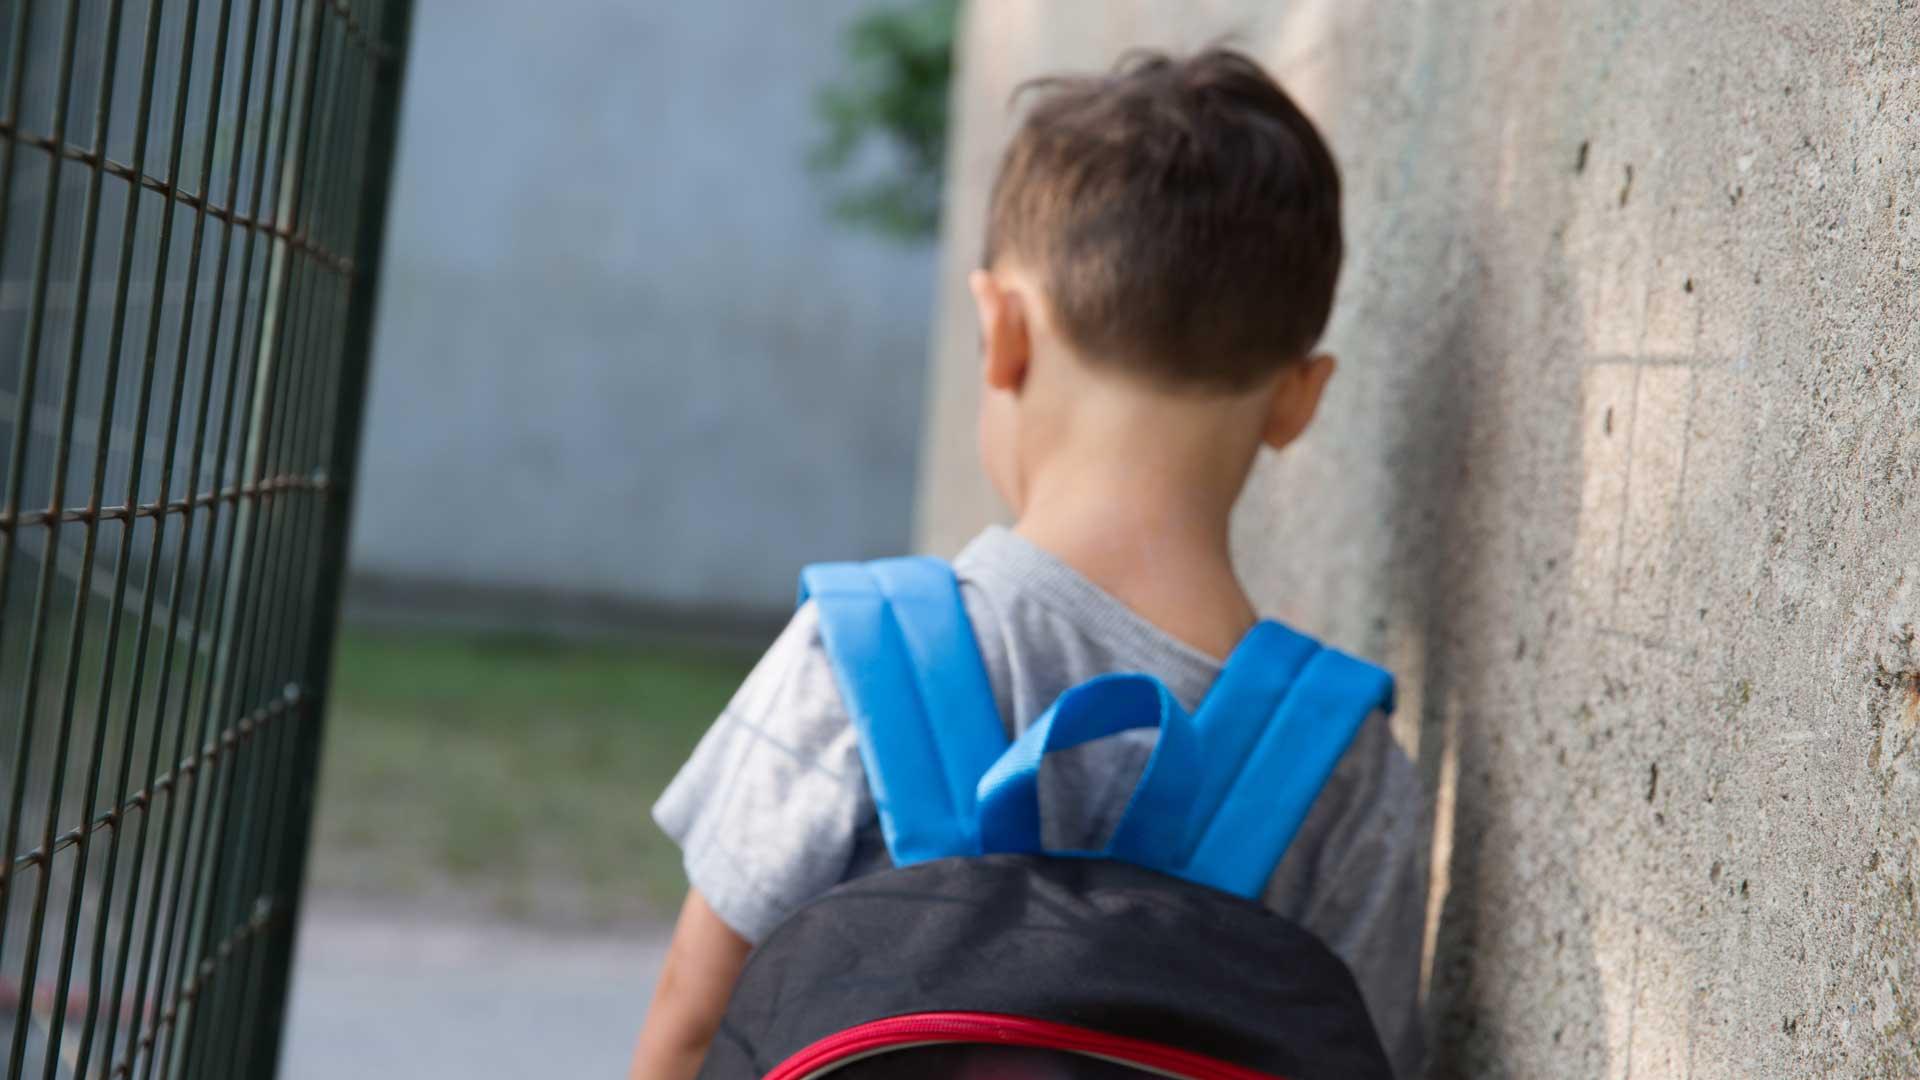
[283,7,943,1071]
[344,0,936,637]
[918,2,1920,1077]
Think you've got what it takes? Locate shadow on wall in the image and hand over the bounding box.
[1325,1,1920,1075]
[1367,131,1612,1080]
[1281,4,1617,1075]
[1367,8,1685,1070]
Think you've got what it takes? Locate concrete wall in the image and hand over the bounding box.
[918,3,1920,1075]
[348,0,935,629]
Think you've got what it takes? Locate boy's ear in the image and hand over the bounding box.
[1261,353,1337,451]
[968,269,1031,392]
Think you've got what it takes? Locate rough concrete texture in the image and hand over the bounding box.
[916,3,1920,1075]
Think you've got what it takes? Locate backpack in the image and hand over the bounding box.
[699,557,1399,1080]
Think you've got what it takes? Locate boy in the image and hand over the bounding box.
[633,48,1427,1079]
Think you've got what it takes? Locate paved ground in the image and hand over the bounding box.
[279,902,668,1079]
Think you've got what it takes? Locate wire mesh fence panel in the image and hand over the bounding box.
[0,0,410,1076]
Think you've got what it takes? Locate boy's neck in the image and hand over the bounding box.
[1012,445,1260,663]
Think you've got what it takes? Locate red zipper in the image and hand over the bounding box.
[763,1011,1286,1080]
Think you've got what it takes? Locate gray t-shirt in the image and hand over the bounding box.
[654,526,1429,1077]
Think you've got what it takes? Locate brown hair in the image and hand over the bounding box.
[983,49,1342,390]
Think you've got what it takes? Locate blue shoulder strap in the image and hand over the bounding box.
[1175,622,1396,898]
[798,557,1007,866]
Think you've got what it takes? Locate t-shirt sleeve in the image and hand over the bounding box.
[1266,712,1430,1080]
[651,601,875,943]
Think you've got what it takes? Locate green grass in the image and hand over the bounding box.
[308,627,754,925]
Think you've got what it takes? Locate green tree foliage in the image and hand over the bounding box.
[810,0,959,243]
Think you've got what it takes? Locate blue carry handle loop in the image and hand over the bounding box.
[800,558,1008,866]
[973,673,1202,875]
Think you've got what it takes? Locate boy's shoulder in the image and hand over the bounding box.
[650,598,874,941]
[722,599,844,732]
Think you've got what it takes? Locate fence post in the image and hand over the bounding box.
[244,0,416,1075]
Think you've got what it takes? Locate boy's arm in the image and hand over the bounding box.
[630,888,752,1080]
[641,607,875,1076]
[637,601,874,1078]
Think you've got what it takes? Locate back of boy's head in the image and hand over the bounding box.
[984,48,1342,392]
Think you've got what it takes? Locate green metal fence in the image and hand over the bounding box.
[0,0,410,1076]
